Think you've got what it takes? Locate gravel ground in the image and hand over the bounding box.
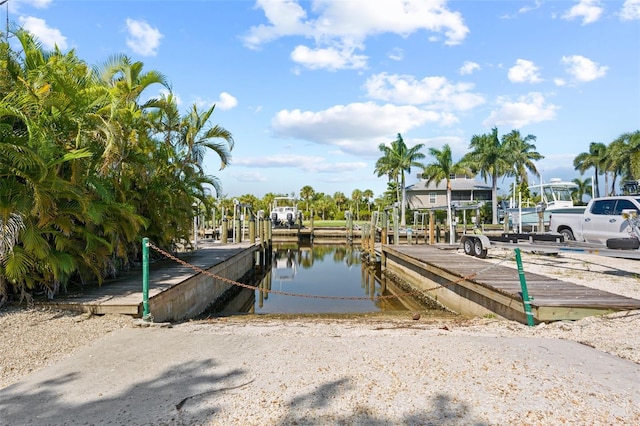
[1,249,639,424]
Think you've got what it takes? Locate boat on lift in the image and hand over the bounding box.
[506,178,579,232]
[270,197,301,228]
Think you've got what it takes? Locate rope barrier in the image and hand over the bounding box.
[148,242,511,302]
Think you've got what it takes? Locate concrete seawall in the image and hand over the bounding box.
[148,244,260,322]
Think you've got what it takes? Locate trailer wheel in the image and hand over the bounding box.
[473,239,488,258]
[559,228,575,241]
[606,238,640,250]
[463,237,474,256]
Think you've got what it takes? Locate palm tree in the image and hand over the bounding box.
[571,177,592,205]
[461,127,511,224]
[299,185,315,214]
[573,142,607,198]
[351,189,362,221]
[363,189,374,213]
[0,30,236,301]
[502,130,543,186]
[314,195,333,220]
[178,104,234,174]
[333,191,347,212]
[374,133,425,226]
[607,131,640,192]
[422,144,470,244]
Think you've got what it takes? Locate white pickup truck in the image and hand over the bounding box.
[548,195,640,246]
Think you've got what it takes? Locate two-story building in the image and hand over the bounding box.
[405,174,493,210]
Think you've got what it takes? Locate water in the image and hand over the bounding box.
[218,243,415,315]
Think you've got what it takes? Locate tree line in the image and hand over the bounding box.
[374,129,639,233]
[0,30,233,303]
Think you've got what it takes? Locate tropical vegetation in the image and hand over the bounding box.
[421,144,471,243]
[374,133,425,227]
[0,30,233,304]
[573,131,640,197]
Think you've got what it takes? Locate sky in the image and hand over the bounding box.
[4,0,640,199]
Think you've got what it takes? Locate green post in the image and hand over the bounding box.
[514,248,535,327]
[142,237,150,321]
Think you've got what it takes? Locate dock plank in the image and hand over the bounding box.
[36,241,259,317]
[381,244,640,323]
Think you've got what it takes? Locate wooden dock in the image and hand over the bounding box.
[35,241,261,321]
[381,244,640,323]
[271,227,362,243]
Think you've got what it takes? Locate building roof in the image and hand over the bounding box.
[406,176,492,192]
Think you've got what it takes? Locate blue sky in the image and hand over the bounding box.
[6,0,640,199]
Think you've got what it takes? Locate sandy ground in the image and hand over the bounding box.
[1,249,639,424]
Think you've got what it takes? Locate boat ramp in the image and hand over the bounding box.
[30,225,640,325]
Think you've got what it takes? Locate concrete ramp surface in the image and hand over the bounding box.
[1,326,638,425]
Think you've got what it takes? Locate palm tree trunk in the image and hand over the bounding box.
[447,184,454,244]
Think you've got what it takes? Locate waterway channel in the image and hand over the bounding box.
[210,243,441,316]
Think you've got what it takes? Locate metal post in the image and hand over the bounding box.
[515,248,535,327]
[142,237,150,321]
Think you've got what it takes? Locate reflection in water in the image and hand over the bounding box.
[221,243,417,315]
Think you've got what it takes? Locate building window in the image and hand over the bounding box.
[429,192,436,204]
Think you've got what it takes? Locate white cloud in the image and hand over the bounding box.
[483,92,559,128]
[244,0,469,70]
[271,102,447,156]
[364,72,485,111]
[620,0,640,20]
[234,154,367,173]
[125,18,162,56]
[459,61,480,75]
[193,92,238,111]
[18,16,66,50]
[518,0,542,14]
[554,78,566,87]
[508,59,543,83]
[562,0,603,25]
[9,0,52,13]
[231,171,268,183]
[561,55,607,82]
[243,0,311,48]
[413,135,468,159]
[290,44,368,70]
[500,0,542,19]
[388,47,404,61]
[217,92,238,110]
[309,161,368,173]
